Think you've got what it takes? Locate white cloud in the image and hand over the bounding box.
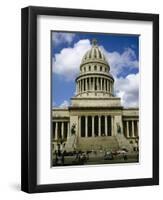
[52,32,76,46]
[114,73,139,107]
[100,46,138,77]
[53,39,139,107]
[59,100,70,108]
[53,39,91,80]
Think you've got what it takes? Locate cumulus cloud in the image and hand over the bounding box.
[52,32,76,46]
[53,39,91,80]
[53,38,139,107]
[114,73,139,107]
[100,46,138,77]
[59,100,70,108]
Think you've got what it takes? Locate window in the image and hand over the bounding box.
[100,66,102,71]
[89,66,91,71]
[94,65,97,70]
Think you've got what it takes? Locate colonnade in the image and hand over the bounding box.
[77,77,112,94]
[53,121,70,140]
[53,119,139,141]
[78,115,114,137]
[123,120,139,138]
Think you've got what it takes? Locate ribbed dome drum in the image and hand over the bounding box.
[75,39,114,98]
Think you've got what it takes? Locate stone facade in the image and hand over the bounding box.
[52,39,139,153]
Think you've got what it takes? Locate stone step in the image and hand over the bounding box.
[77,136,120,151]
[116,135,133,152]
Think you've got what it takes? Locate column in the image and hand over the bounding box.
[132,120,135,137]
[78,81,79,93]
[104,79,106,91]
[110,82,112,93]
[137,121,139,137]
[92,116,95,137]
[126,121,129,138]
[80,80,82,92]
[79,80,80,93]
[86,78,88,91]
[55,122,58,140]
[85,116,88,137]
[98,116,101,136]
[100,78,102,91]
[105,116,108,136]
[107,80,109,92]
[97,78,99,90]
[111,116,114,136]
[78,117,81,137]
[89,78,91,91]
[67,122,70,138]
[61,122,64,139]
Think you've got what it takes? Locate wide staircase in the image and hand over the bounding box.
[116,135,133,152]
[76,136,120,152]
[64,134,77,151]
[64,134,133,152]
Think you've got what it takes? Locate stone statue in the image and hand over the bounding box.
[71,123,76,135]
[116,123,121,134]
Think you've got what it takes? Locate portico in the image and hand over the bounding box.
[78,115,113,137]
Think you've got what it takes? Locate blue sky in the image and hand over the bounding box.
[52,31,139,108]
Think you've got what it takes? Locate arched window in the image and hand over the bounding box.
[89,66,91,71]
[94,65,97,71]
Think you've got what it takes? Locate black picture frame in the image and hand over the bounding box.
[21,6,159,193]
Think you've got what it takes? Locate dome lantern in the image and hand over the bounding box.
[91,38,98,46]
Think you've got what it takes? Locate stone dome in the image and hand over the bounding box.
[81,39,109,68]
[75,39,114,98]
